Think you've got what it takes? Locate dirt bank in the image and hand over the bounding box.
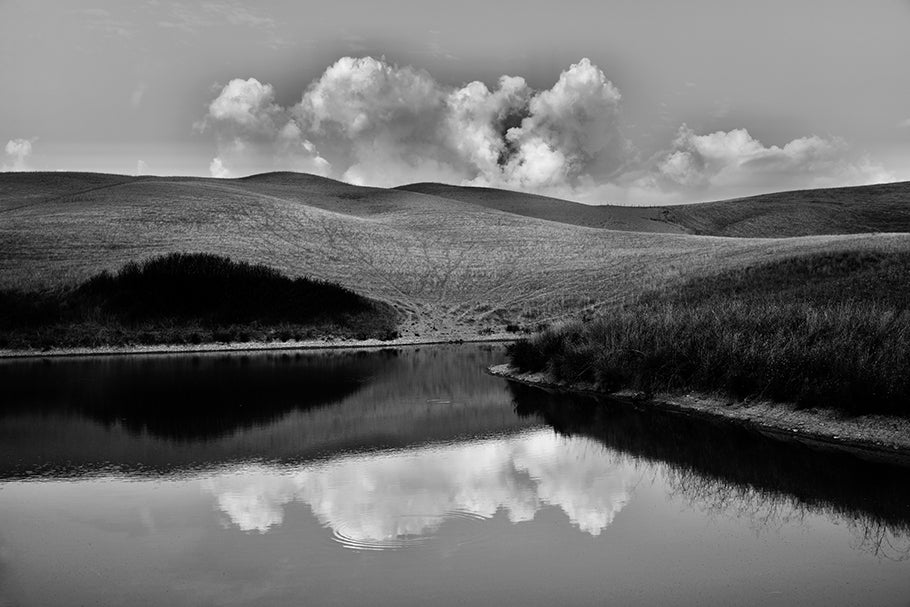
[489,364,910,466]
[0,333,516,360]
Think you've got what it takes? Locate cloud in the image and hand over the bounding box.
[200,78,330,177]
[645,125,892,201]
[201,57,629,193]
[899,118,910,128]
[2,138,35,171]
[157,2,287,48]
[207,430,637,542]
[199,56,890,204]
[209,157,230,178]
[70,7,135,39]
[130,82,148,109]
[135,159,148,176]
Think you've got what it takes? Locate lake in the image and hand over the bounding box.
[1,344,909,606]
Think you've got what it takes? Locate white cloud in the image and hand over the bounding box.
[209,157,230,178]
[206,430,637,542]
[497,58,629,188]
[647,125,892,201]
[2,138,35,171]
[200,77,330,177]
[135,159,148,176]
[199,57,890,204]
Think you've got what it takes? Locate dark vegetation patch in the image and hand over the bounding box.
[508,250,910,416]
[0,253,399,350]
[510,383,910,557]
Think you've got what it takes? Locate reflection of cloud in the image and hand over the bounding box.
[207,430,637,543]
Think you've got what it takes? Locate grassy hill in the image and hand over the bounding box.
[2,171,910,341]
[397,182,685,233]
[660,181,910,238]
[401,181,910,238]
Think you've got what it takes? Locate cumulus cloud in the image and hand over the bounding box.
[209,157,230,178]
[199,77,330,178]
[2,138,35,171]
[199,57,628,192]
[206,430,637,542]
[199,56,889,203]
[135,159,148,176]
[293,56,458,186]
[646,125,892,201]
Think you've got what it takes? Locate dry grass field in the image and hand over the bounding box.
[2,171,909,340]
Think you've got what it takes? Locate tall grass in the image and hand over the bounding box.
[0,253,399,349]
[508,251,910,416]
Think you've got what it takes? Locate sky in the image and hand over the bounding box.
[1,0,908,204]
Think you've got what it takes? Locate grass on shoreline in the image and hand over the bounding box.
[0,253,399,350]
[507,250,910,417]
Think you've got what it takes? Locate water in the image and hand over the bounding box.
[1,345,909,606]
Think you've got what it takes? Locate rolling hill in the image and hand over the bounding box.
[2,171,909,340]
[400,181,910,238]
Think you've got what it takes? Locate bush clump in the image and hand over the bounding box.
[0,253,398,349]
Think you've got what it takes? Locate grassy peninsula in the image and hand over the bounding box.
[507,250,910,416]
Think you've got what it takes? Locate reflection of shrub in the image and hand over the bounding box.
[509,250,910,417]
[0,253,399,349]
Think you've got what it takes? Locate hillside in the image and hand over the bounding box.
[660,181,910,238]
[401,181,910,238]
[397,182,685,233]
[2,171,910,341]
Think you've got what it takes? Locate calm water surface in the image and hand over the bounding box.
[1,345,909,606]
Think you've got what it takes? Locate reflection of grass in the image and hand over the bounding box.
[0,253,399,349]
[510,383,910,560]
[508,250,910,416]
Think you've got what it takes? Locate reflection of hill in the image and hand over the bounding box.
[510,384,910,558]
[0,345,537,478]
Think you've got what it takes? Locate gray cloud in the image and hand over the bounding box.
[200,57,889,204]
[157,1,287,48]
[130,82,148,109]
[69,7,135,39]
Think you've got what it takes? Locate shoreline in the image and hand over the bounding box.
[0,334,518,360]
[488,364,910,467]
